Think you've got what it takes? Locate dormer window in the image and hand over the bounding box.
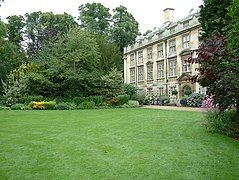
[170,26,176,33]
[183,21,189,28]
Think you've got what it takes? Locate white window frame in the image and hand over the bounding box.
[169,60,177,77]
[130,54,135,66]
[169,39,176,54]
[147,63,153,80]
[147,47,153,60]
[182,34,190,49]
[138,66,144,82]
[157,61,164,78]
[130,68,135,83]
[157,43,164,58]
[138,51,143,64]
[182,59,191,72]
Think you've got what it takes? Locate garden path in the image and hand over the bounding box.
[143,105,208,112]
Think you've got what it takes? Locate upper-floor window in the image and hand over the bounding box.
[157,61,164,78]
[147,47,153,60]
[182,59,191,72]
[147,63,153,80]
[157,43,164,58]
[138,66,144,82]
[130,68,135,83]
[138,51,143,64]
[169,59,177,76]
[183,21,189,28]
[158,32,163,38]
[169,39,176,54]
[170,26,176,33]
[182,34,190,49]
[130,54,135,66]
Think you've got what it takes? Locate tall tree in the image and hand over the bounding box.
[111,5,139,51]
[199,0,232,39]
[189,0,239,120]
[6,15,25,47]
[0,20,27,95]
[95,35,122,72]
[227,0,239,56]
[78,2,111,35]
[25,12,77,56]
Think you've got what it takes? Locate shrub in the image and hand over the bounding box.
[11,103,25,110]
[18,95,44,104]
[187,93,204,107]
[184,89,192,96]
[160,96,170,105]
[108,97,119,106]
[0,106,10,110]
[132,93,145,106]
[73,97,85,106]
[116,94,130,105]
[55,102,77,110]
[144,94,156,105]
[205,109,239,137]
[123,84,137,99]
[79,101,95,109]
[172,90,178,96]
[128,100,140,108]
[29,101,56,110]
[87,96,104,105]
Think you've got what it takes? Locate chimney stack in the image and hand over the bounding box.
[163,8,174,23]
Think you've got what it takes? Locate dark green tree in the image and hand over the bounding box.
[95,35,122,72]
[111,5,139,51]
[30,28,101,97]
[199,0,232,39]
[78,2,111,35]
[189,0,239,123]
[0,20,27,95]
[6,15,25,47]
[25,11,77,56]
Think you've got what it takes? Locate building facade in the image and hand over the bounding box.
[124,8,206,98]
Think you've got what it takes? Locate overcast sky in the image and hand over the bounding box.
[0,0,203,33]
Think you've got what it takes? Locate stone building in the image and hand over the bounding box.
[124,8,206,98]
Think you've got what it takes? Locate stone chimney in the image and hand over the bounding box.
[163,8,175,23]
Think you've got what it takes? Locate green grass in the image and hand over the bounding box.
[0,108,238,179]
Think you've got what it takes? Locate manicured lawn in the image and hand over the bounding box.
[0,108,238,179]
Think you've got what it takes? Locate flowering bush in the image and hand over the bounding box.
[201,95,213,108]
[29,101,56,110]
[187,93,204,107]
[144,94,156,105]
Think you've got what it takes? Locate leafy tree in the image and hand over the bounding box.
[101,68,124,98]
[111,5,139,51]
[24,11,77,56]
[227,0,239,56]
[95,35,122,72]
[189,0,239,122]
[78,3,111,35]
[199,0,232,39]
[0,20,27,95]
[6,15,25,47]
[30,28,101,97]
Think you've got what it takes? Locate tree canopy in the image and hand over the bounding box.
[78,2,111,35]
[78,3,139,52]
[190,0,239,119]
